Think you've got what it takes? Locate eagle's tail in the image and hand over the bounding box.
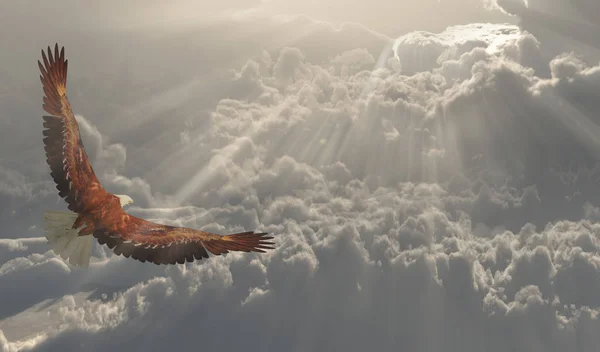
[43,211,93,267]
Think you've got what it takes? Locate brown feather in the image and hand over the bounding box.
[39,44,109,214]
[89,196,274,265]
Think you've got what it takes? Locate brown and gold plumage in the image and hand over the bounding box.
[39,44,274,266]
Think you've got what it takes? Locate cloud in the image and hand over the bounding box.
[0,237,48,263]
[493,0,600,63]
[3,9,600,352]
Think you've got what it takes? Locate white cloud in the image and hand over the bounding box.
[493,0,600,64]
[0,237,48,264]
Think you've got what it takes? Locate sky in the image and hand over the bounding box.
[2,0,600,351]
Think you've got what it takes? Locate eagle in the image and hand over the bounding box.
[39,44,274,267]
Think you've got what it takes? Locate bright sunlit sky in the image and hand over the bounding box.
[3,0,600,351]
[2,0,514,34]
[138,0,514,34]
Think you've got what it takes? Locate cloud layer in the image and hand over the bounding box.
[3,5,600,352]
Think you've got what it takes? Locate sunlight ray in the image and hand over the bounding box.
[172,99,288,204]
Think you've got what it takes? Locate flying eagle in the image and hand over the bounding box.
[39,44,274,267]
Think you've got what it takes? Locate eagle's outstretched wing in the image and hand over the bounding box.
[39,44,274,265]
[39,44,109,213]
[93,203,274,265]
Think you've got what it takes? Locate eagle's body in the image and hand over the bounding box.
[39,44,274,266]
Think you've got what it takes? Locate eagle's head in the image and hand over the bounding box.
[116,194,134,208]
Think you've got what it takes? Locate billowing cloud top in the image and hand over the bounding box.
[2,5,600,352]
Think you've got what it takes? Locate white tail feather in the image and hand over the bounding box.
[44,211,93,268]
